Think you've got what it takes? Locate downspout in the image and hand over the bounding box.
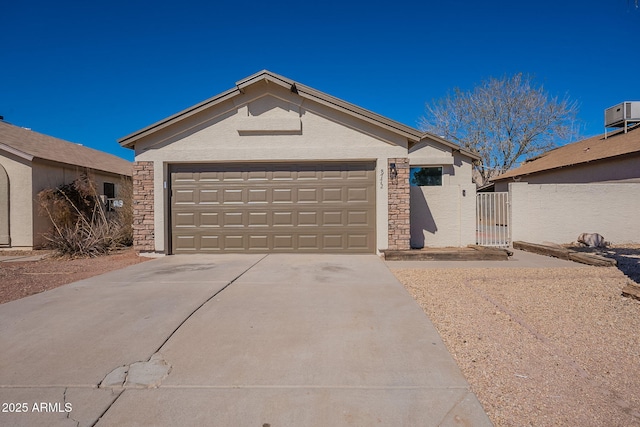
[0,163,9,245]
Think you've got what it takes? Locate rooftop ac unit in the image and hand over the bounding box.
[605,101,640,128]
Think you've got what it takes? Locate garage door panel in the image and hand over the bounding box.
[247,169,268,181]
[347,187,368,202]
[248,188,268,203]
[199,189,220,204]
[174,189,196,204]
[273,211,294,226]
[297,170,319,180]
[348,234,370,249]
[221,171,243,181]
[347,169,369,179]
[200,235,221,250]
[273,235,294,249]
[298,211,319,226]
[199,171,221,182]
[347,211,369,226]
[223,235,245,249]
[273,170,294,180]
[322,211,343,226]
[298,235,319,249]
[222,212,244,227]
[174,212,196,228]
[171,162,375,253]
[323,235,343,249]
[248,212,269,226]
[222,189,243,204]
[200,212,220,227]
[273,188,293,203]
[297,188,318,203]
[322,188,343,202]
[175,235,197,250]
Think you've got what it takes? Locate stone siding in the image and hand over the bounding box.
[133,161,154,251]
[387,158,410,250]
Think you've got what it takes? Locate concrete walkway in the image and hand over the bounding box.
[386,248,590,269]
[0,254,491,426]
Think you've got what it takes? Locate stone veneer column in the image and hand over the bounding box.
[387,158,410,250]
[132,161,155,252]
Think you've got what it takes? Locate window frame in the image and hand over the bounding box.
[409,166,443,187]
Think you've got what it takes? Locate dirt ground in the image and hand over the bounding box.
[0,248,150,304]
[393,251,640,426]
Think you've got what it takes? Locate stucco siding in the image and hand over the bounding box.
[128,77,478,252]
[410,184,476,248]
[134,88,412,253]
[494,154,640,192]
[0,153,33,248]
[509,182,640,244]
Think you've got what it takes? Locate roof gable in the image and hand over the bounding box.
[0,121,132,176]
[118,70,480,160]
[494,125,640,181]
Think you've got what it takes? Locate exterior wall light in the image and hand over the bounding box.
[389,163,397,180]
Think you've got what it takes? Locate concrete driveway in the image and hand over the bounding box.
[0,254,491,426]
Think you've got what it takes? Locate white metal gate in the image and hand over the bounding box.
[476,192,510,247]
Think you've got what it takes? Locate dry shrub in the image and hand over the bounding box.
[37,173,133,257]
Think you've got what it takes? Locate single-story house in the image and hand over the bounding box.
[492,124,640,191]
[119,70,480,254]
[0,120,132,249]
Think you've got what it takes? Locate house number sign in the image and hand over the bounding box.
[380,168,385,189]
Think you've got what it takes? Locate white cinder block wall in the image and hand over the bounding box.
[509,182,640,244]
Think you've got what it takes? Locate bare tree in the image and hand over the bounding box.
[419,73,580,186]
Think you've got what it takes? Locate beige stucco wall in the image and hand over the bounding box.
[134,84,403,253]
[410,184,476,248]
[409,152,476,247]
[509,182,640,244]
[494,154,640,192]
[31,161,127,247]
[0,152,33,248]
[132,81,476,252]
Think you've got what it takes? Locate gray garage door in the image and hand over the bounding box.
[170,162,376,254]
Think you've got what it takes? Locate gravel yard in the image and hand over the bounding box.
[393,263,640,426]
[0,248,150,304]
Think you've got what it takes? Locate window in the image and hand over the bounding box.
[103,182,115,212]
[410,167,442,186]
[103,182,115,199]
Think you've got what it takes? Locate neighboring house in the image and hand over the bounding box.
[492,124,640,191]
[119,70,480,254]
[0,121,132,249]
[490,123,640,244]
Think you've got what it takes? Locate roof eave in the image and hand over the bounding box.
[118,70,429,149]
[0,142,34,162]
[293,83,422,141]
[118,86,240,148]
[419,132,481,160]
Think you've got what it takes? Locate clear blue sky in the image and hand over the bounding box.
[2,0,638,162]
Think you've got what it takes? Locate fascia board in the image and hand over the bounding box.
[235,70,295,92]
[0,143,34,162]
[419,132,481,160]
[118,86,240,148]
[295,83,422,141]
